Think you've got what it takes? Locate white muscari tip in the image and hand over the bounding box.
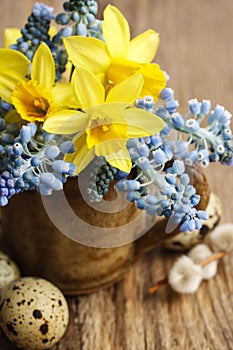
[188,244,218,280]
[168,255,203,294]
[210,223,233,253]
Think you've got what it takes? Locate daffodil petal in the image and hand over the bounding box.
[48,25,57,38]
[0,49,30,103]
[105,148,132,173]
[31,43,55,90]
[52,83,78,109]
[64,36,111,74]
[95,138,127,157]
[72,67,105,109]
[123,108,165,137]
[103,5,130,59]
[139,63,166,99]
[4,28,21,48]
[43,109,88,134]
[65,133,95,174]
[85,102,130,119]
[106,74,144,103]
[127,30,160,63]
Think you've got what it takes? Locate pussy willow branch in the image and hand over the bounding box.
[149,251,227,295]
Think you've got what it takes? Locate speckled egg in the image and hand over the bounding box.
[0,277,69,350]
[0,252,20,289]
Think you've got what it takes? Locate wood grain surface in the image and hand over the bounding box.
[0,0,233,349]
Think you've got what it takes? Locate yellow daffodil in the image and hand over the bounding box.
[64,5,166,100]
[43,67,165,174]
[0,43,75,123]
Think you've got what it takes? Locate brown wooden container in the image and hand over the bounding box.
[0,165,211,295]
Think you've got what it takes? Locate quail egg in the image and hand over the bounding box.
[0,277,69,350]
[0,251,20,289]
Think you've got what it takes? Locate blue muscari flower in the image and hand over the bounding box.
[116,180,140,192]
[197,149,209,160]
[45,145,60,159]
[31,156,41,167]
[143,96,154,109]
[0,195,8,206]
[160,186,173,196]
[165,100,179,114]
[146,204,157,217]
[197,210,209,220]
[40,172,56,186]
[161,141,174,161]
[136,198,146,210]
[155,107,169,119]
[188,98,201,115]
[137,157,150,171]
[160,87,174,101]
[216,144,225,154]
[170,160,185,175]
[222,128,232,140]
[191,194,200,206]
[60,27,73,37]
[185,150,199,165]
[126,191,141,202]
[51,178,63,191]
[209,153,220,162]
[218,110,231,125]
[60,140,75,154]
[152,148,167,164]
[150,134,163,148]
[55,13,70,25]
[20,126,32,143]
[128,147,140,160]
[171,113,184,128]
[38,183,53,196]
[52,160,70,173]
[173,141,189,158]
[165,173,177,185]
[213,104,225,120]
[67,162,77,175]
[145,194,158,205]
[186,119,200,132]
[160,124,173,136]
[187,219,196,231]
[13,143,23,156]
[200,100,211,115]
[28,123,37,137]
[136,142,150,157]
[194,218,202,230]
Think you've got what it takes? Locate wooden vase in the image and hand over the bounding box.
[0,165,213,295]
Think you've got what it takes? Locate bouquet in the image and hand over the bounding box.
[0,0,232,234]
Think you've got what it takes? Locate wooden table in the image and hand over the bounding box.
[0,0,233,349]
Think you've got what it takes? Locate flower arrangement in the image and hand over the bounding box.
[0,0,232,234]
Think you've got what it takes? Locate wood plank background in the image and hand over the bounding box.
[0,0,233,349]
